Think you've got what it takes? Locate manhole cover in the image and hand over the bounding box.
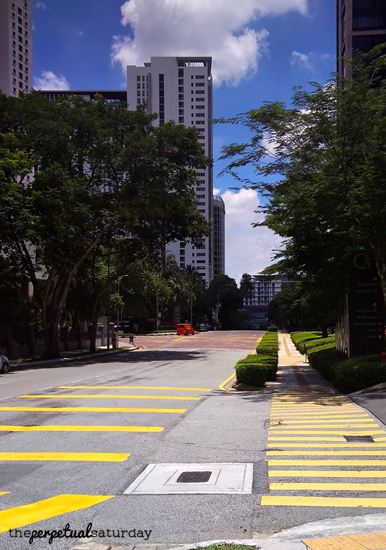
[124,463,253,494]
[177,471,211,483]
[344,435,374,442]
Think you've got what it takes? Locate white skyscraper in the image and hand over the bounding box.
[0,0,32,97]
[127,56,213,284]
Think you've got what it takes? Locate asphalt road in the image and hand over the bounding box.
[1,330,386,549]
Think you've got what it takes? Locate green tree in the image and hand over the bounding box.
[0,92,210,357]
[207,275,244,329]
[220,48,386,325]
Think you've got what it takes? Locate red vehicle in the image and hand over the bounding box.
[176,323,195,335]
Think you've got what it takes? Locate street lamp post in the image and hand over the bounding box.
[116,274,130,324]
[214,285,233,329]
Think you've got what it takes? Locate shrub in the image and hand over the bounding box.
[235,361,269,387]
[256,331,279,356]
[291,331,386,393]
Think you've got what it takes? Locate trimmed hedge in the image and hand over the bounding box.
[235,331,279,387]
[291,331,386,393]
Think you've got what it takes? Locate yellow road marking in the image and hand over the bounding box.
[268,430,385,435]
[268,443,386,448]
[0,494,112,533]
[270,423,379,428]
[18,394,200,401]
[0,425,164,433]
[268,436,348,441]
[269,470,386,478]
[269,459,386,466]
[0,406,186,414]
[270,482,386,491]
[0,492,9,496]
[0,452,129,462]
[261,495,386,507]
[268,450,386,456]
[271,419,375,424]
[58,385,210,392]
[218,371,236,393]
[270,415,372,420]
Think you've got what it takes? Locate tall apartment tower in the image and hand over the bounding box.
[0,0,32,96]
[337,0,386,76]
[127,57,213,284]
[213,195,225,278]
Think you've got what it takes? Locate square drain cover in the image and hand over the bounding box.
[124,463,253,494]
[344,435,374,442]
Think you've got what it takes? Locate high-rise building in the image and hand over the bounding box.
[127,57,213,284]
[0,0,32,97]
[337,0,386,76]
[213,195,225,278]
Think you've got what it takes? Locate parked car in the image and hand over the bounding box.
[0,354,10,374]
[176,323,195,336]
[198,322,210,331]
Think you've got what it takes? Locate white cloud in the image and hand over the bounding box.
[33,71,70,91]
[221,188,282,282]
[213,187,221,195]
[290,50,313,72]
[290,50,332,73]
[112,0,308,87]
[34,1,47,10]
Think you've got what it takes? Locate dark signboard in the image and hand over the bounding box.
[347,253,384,356]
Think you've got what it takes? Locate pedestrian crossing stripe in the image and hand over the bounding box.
[267,443,386,448]
[269,459,386,466]
[269,470,386,478]
[57,385,211,392]
[0,494,112,533]
[270,482,386,491]
[268,436,349,441]
[0,406,186,414]
[270,419,375,424]
[261,495,386,508]
[0,425,164,433]
[267,450,386,456]
[0,452,129,461]
[269,423,379,428]
[268,430,385,435]
[18,394,201,401]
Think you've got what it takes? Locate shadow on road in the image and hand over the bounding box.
[4,349,207,375]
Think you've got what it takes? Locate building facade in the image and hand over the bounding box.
[127,57,213,284]
[337,0,386,76]
[40,90,127,102]
[243,274,290,308]
[0,0,32,96]
[212,195,225,278]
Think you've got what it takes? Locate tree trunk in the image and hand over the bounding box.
[89,313,98,353]
[321,325,328,338]
[41,318,60,359]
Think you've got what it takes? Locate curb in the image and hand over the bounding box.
[9,346,139,371]
[71,537,307,550]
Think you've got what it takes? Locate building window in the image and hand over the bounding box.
[159,73,165,124]
[195,74,205,79]
[196,82,205,87]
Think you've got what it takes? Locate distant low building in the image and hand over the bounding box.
[243,274,291,328]
[244,274,290,308]
[39,90,127,102]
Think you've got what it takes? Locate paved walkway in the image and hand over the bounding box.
[265,333,386,549]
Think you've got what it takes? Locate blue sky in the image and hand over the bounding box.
[32,0,336,280]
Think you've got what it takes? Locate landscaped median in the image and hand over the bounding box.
[234,329,279,388]
[291,331,386,393]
